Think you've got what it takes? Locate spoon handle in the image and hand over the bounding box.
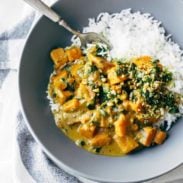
[23,0,80,35]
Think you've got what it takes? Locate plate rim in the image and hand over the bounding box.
[18,0,183,182]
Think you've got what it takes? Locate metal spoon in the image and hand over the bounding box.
[23,0,111,48]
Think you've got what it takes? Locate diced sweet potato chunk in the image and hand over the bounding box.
[139,127,156,147]
[50,48,68,68]
[154,130,167,145]
[100,117,108,127]
[122,100,142,113]
[70,64,83,78]
[78,124,96,138]
[62,98,80,112]
[63,91,73,98]
[67,77,75,84]
[114,114,129,137]
[107,68,121,85]
[76,84,95,101]
[52,70,68,90]
[90,133,111,147]
[88,53,105,69]
[66,47,82,61]
[54,89,66,104]
[122,100,131,110]
[54,89,73,104]
[114,135,139,154]
[88,53,114,71]
[133,56,152,70]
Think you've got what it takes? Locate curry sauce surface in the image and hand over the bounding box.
[48,45,180,155]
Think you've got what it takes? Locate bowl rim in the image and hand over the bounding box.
[18,1,183,182]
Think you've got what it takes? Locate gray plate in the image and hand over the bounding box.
[19,0,183,182]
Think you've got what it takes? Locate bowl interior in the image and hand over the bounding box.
[19,0,183,182]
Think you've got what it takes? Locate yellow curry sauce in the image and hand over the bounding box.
[48,44,180,156]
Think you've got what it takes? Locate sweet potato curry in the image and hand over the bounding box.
[48,44,180,156]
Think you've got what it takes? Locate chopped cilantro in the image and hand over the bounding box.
[161,70,173,83]
[76,140,86,146]
[95,147,102,153]
[121,109,128,115]
[159,121,168,131]
[169,106,179,113]
[88,65,98,74]
[116,64,128,76]
[129,63,136,71]
[52,92,57,98]
[91,121,100,127]
[87,101,96,110]
[152,59,160,64]
[96,44,108,57]
[80,140,86,146]
[66,83,75,92]
[98,86,109,103]
[63,64,70,71]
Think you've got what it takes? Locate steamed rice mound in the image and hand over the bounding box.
[72,9,183,129]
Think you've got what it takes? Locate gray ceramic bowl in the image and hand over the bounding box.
[19,0,183,182]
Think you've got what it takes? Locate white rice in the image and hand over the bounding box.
[71,9,183,130]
